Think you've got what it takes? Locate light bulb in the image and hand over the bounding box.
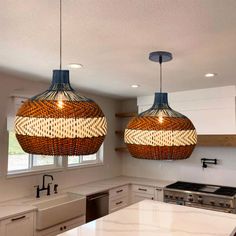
[57,100,64,109]
[158,116,163,123]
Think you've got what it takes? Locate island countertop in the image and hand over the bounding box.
[58,200,236,236]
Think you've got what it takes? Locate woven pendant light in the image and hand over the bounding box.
[14,0,107,156]
[124,51,197,160]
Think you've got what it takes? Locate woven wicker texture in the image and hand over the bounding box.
[126,117,195,131]
[125,129,197,146]
[126,144,195,160]
[15,100,107,155]
[17,100,104,118]
[125,113,197,160]
[16,135,105,156]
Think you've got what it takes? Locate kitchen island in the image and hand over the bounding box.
[58,200,236,236]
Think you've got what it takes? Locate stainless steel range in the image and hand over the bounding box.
[164,181,236,213]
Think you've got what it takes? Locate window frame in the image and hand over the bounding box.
[67,144,104,168]
[7,131,104,176]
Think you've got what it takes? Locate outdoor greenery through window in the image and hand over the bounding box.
[8,131,60,173]
[8,131,104,174]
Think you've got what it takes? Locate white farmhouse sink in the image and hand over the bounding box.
[33,192,86,230]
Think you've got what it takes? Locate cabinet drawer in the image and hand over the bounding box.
[132,185,155,195]
[0,212,34,236]
[109,196,128,213]
[109,185,128,198]
[131,192,155,204]
[36,215,85,236]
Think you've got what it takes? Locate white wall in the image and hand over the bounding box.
[0,72,122,202]
[121,97,236,187]
[122,147,236,187]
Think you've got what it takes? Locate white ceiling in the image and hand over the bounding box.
[1,0,236,99]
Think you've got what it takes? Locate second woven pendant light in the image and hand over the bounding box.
[124,51,197,160]
[14,0,107,156]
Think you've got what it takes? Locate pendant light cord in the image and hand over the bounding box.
[159,55,163,93]
[59,0,62,70]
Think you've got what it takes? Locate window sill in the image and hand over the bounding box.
[67,162,104,170]
[6,167,64,179]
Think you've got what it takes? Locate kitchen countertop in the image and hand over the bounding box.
[58,200,236,236]
[0,176,173,220]
[65,176,173,196]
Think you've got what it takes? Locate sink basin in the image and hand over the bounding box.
[33,192,86,230]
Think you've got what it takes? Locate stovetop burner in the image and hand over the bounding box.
[166,181,236,197]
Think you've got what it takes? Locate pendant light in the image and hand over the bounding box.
[14,0,107,156]
[124,51,197,160]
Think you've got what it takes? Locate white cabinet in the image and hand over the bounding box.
[0,212,34,236]
[138,86,236,134]
[109,185,129,213]
[155,187,164,201]
[131,185,155,204]
[36,216,85,236]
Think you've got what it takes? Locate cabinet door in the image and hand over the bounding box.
[36,215,85,236]
[155,188,163,201]
[0,212,34,236]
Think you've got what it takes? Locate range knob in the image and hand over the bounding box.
[210,201,215,206]
[175,196,179,200]
[198,196,203,204]
[219,202,224,207]
[188,195,193,202]
[164,195,169,198]
[225,203,230,208]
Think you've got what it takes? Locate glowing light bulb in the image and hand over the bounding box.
[57,93,65,109]
[158,116,163,123]
[57,100,64,109]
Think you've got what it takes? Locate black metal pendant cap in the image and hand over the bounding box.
[149,51,172,63]
[52,70,70,84]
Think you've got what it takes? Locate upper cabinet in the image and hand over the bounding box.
[138,86,236,135]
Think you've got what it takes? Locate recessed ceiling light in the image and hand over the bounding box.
[205,73,217,78]
[68,63,83,69]
[131,84,140,88]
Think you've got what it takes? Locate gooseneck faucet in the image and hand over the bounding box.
[34,174,55,198]
[42,174,54,189]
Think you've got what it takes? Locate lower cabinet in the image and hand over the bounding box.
[109,185,129,213]
[35,216,85,236]
[131,185,155,204]
[0,212,34,236]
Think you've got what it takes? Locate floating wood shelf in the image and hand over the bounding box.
[197,135,236,147]
[115,135,236,152]
[115,112,137,118]
[115,130,124,135]
[115,147,128,152]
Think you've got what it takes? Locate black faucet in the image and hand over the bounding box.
[34,174,54,198]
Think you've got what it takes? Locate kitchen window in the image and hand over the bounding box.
[68,145,104,167]
[8,131,104,175]
[8,131,61,174]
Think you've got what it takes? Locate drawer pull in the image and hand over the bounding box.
[116,201,123,205]
[138,188,147,191]
[156,188,162,191]
[116,189,123,193]
[11,215,26,221]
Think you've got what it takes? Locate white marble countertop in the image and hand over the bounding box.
[0,176,173,220]
[58,200,236,236]
[66,176,173,196]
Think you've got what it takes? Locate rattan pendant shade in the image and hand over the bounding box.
[15,70,107,156]
[124,51,197,160]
